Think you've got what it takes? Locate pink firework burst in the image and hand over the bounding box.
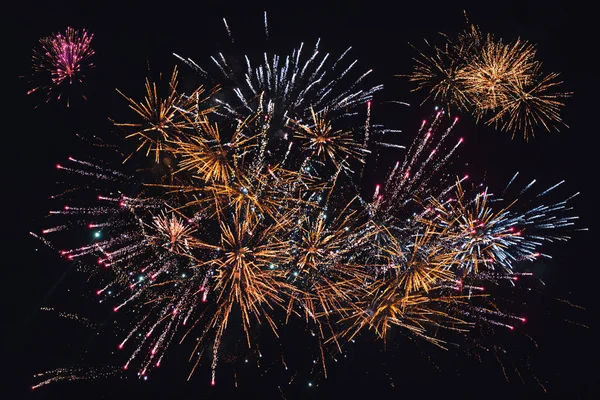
[28,27,95,106]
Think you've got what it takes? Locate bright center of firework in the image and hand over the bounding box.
[234,247,250,259]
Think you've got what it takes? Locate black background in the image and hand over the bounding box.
[4,0,595,399]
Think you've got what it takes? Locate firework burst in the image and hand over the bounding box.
[114,67,218,162]
[170,114,258,183]
[290,107,369,168]
[419,177,579,275]
[147,212,197,254]
[28,27,95,106]
[407,23,570,139]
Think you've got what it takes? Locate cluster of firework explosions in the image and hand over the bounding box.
[407,22,570,139]
[30,17,581,389]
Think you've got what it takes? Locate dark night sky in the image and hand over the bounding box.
[4,0,595,399]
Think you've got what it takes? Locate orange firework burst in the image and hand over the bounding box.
[337,282,472,347]
[394,231,456,295]
[487,71,568,139]
[290,108,369,167]
[114,67,217,162]
[185,207,296,380]
[196,164,319,222]
[285,198,377,323]
[461,38,538,113]
[170,114,259,183]
[407,23,570,139]
[330,225,473,345]
[408,41,473,113]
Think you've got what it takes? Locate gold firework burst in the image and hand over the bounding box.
[114,67,217,162]
[488,72,569,140]
[170,114,259,183]
[200,164,319,222]
[336,283,471,347]
[185,207,296,378]
[408,41,472,112]
[461,38,539,114]
[330,224,472,345]
[407,23,570,139]
[286,199,378,323]
[396,232,456,295]
[290,108,368,167]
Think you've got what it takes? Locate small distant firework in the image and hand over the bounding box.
[407,23,570,139]
[32,12,581,391]
[28,27,95,106]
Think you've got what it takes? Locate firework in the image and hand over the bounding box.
[169,114,258,183]
[28,27,95,106]
[325,108,579,352]
[419,177,579,275]
[408,41,472,113]
[31,14,581,391]
[284,195,380,356]
[174,36,383,139]
[186,206,297,382]
[36,106,578,387]
[114,67,218,162]
[147,212,197,254]
[290,107,370,168]
[487,71,568,137]
[407,23,570,139]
